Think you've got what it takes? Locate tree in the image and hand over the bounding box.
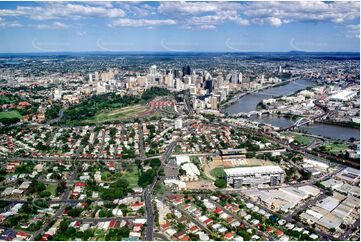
[214,178,227,188]
[68,208,82,217]
[39,191,51,198]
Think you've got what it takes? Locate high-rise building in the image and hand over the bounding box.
[182,66,191,76]
[238,72,243,84]
[210,96,218,110]
[173,69,181,79]
[231,71,239,84]
[204,79,213,93]
[95,72,99,82]
[278,66,282,73]
[149,65,157,76]
[88,73,93,83]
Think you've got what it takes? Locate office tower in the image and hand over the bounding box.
[176,78,182,91]
[95,71,99,82]
[261,75,265,84]
[165,74,174,88]
[204,79,213,93]
[173,69,181,79]
[217,75,224,87]
[88,73,93,83]
[210,96,218,110]
[182,66,191,76]
[238,72,243,84]
[279,66,282,73]
[183,76,192,85]
[149,65,157,76]
[231,70,239,84]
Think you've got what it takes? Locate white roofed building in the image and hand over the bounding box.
[225,165,285,188]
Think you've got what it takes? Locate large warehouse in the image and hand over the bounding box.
[225,165,285,188]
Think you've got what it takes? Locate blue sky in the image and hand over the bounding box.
[0,1,359,53]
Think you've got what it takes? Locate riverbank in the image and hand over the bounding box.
[220,78,298,111]
[225,79,314,114]
[319,120,359,129]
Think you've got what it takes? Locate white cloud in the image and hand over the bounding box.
[0,17,23,28]
[0,1,359,30]
[346,24,360,38]
[158,1,359,28]
[109,18,176,27]
[32,21,70,30]
[188,10,249,29]
[0,3,125,20]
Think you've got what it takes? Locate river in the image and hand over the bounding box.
[225,79,315,114]
[250,116,360,140]
[225,80,359,140]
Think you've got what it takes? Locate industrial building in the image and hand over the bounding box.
[225,165,285,188]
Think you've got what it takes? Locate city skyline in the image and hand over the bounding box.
[0,1,359,53]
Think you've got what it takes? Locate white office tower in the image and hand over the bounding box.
[108,69,114,80]
[165,74,174,88]
[278,66,282,73]
[238,72,243,84]
[176,78,183,91]
[193,98,198,109]
[96,82,106,94]
[136,76,146,87]
[217,75,224,87]
[88,73,93,83]
[189,85,197,95]
[95,72,99,82]
[183,76,192,85]
[231,71,238,84]
[101,72,109,82]
[175,118,183,129]
[261,75,265,84]
[54,88,62,100]
[205,72,212,81]
[191,75,197,85]
[149,65,157,82]
[210,96,218,110]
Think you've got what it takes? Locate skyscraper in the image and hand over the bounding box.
[231,71,239,84]
[204,79,213,93]
[182,66,191,76]
[238,72,243,84]
[210,96,218,110]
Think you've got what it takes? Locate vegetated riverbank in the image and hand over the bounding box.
[319,120,360,129]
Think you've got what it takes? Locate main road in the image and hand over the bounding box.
[144,141,177,241]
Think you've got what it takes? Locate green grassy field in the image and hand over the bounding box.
[321,142,349,155]
[121,165,140,188]
[85,104,147,123]
[0,110,22,119]
[293,135,313,146]
[210,167,226,179]
[45,184,57,196]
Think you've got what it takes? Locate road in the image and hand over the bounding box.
[138,120,145,160]
[154,232,170,241]
[29,159,80,240]
[144,141,177,241]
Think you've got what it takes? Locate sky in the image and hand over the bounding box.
[0,1,359,53]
